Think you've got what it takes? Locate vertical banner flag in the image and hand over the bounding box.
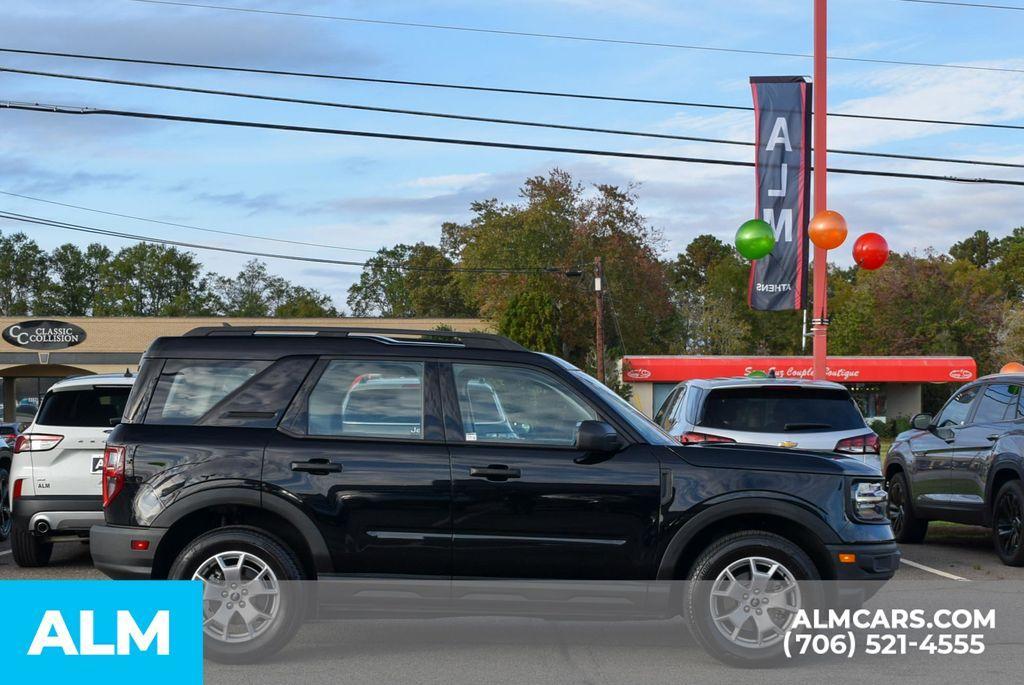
[748,76,812,311]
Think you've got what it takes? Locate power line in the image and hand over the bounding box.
[122,0,1024,76]
[0,189,379,253]
[5,101,1024,186]
[0,209,577,275]
[6,66,1023,170]
[4,48,1024,132]
[895,0,1024,9]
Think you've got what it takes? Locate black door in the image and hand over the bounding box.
[443,362,661,580]
[263,358,452,576]
[950,383,1022,516]
[908,385,979,513]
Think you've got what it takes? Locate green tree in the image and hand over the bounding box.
[36,242,112,316]
[94,244,214,316]
[441,169,673,368]
[215,260,337,317]
[950,229,999,268]
[347,243,473,317]
[0,232,48,316]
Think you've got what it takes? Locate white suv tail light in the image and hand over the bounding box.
[14,433,63,453]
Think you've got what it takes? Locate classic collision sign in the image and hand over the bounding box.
[2,320,87,350]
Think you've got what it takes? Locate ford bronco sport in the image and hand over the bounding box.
[90,327,898,665]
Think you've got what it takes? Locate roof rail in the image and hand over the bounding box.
[183,325,527,352]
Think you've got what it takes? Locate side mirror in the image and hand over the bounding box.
[574,420,621,455]
[911,413,933,431]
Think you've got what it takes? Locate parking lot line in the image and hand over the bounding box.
[0,549,10,557]
[900,557,970,581]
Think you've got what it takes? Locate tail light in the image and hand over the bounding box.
[835,433,881,455]
[678,432,737,444]
[14,434,63,453]
[12,478,24,500]
[102,445,127,507]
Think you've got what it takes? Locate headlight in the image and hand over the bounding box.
[851,480,888,522]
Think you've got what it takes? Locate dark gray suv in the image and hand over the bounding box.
[884,372,1024,564]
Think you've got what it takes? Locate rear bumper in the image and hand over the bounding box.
[12,495,103,535]
[90,524,166,580]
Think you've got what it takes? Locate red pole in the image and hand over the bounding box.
[811,0,829,380]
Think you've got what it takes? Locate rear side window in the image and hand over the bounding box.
[36,386,131,427]
[307,360,425,439]
[146,360,270,425]
[699,386,865,433]
[972,384,1021,424]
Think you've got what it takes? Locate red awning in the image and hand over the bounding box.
[621,356,977,384]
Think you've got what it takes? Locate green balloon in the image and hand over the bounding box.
[735,219,776,260]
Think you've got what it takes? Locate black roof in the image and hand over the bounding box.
[145,325,534,361]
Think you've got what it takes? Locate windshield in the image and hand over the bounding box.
[571,370,675,445]
[699,386,866,433]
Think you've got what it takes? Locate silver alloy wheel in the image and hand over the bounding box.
[193,551,281,644]
[709,556,802,649]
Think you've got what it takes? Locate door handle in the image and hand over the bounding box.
[291,459,343,474]
[987,434,1001,442]
[469,465,521,481]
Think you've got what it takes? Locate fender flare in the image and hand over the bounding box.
[151,485,333,574]
[985,457,1024,518]
[656,494,839,580]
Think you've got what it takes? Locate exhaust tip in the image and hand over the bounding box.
[35,520,49,535]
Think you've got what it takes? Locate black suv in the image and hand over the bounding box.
[885,373,1024,564]
[91,327,898,665]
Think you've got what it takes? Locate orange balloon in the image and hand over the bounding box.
[1001,362,1024,374]
[809,210,848,250]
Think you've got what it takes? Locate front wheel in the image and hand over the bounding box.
[993,480,1024,566]
[685,531,819,668]
[887,471,928,543]
[168,526,307,663]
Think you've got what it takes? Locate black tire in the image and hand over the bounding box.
[685,531,820,668]
[887,471,928,544]
[168,526,307,663]
[992,480,1024,566]
[10,520,53,567]
[0,463,11,542]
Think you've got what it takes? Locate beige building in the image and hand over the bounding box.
[0,317,491,423]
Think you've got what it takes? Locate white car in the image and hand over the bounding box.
[653,377,882,471]
[8,373,134,567]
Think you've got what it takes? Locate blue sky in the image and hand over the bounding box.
[2,0,1022,309]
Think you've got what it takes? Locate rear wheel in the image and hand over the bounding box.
[10,521,53,567]
[887,471,928,543]
[993,480,1024,566]
[685,531,819,667]
[168,526,306,663]
[0,464,11,541]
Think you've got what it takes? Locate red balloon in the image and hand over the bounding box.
[853,232,889,270]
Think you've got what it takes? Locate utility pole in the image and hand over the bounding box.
[811,0,829,381]
[594,255,605,383]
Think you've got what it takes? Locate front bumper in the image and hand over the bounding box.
[90,524,166,579]
[12,495,103,535]
[826,541,901,607]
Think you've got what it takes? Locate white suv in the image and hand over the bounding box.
[8,373,134,567]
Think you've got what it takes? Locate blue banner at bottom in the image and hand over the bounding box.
[0,580,202,684]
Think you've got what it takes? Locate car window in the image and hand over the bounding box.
[35,386,131,427]
[699,386,865,433]
[147,360,270,425]
[453,364,596,446]
[935,387,979,428]
[307,360,424,439]
[973,384,1021,424]
[654,387,680,428]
